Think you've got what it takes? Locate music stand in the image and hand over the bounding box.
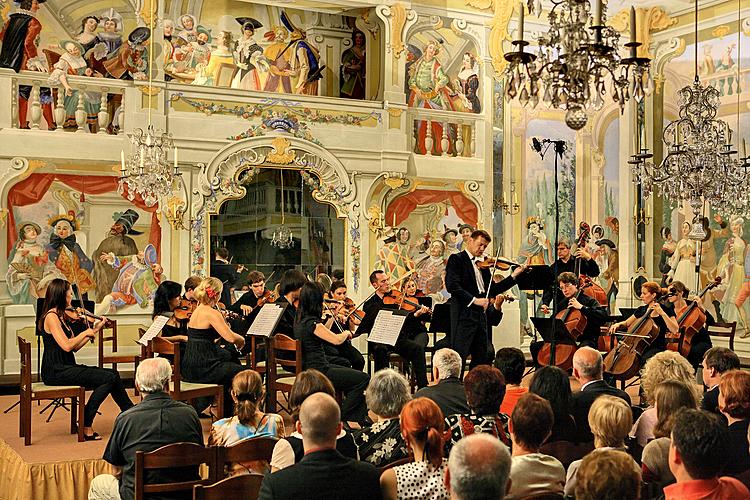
[530,317,576,366]
[516,266,556,343]
[618,308,637,319]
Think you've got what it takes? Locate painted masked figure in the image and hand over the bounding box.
[92,209,141,301]
[42,214,94,296]
[376,227,416,285]
[103,27,150,80]
[6,222,51,303]
[416,239,447,295]
[98,244,162,314]
[280,11,323,95]
[263,25,292,93]
[231,17,266,91]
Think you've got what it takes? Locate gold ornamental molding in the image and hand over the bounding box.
[376,3,417,59]
[465,0,515,79]
[267,137,296,164]
[610,7,677,58]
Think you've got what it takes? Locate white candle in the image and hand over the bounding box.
[630,7,637,43]
[174,146,178,171]
[120,150,125,173]
[140,153,144,172]
[743,138,747,158]
[594,0,602,26]
[518,2,525,42]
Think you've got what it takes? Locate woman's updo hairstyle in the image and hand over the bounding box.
[193,277,223,305]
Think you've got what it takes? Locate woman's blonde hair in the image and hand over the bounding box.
[641,350,701,406]
[194,277,223,305]
[589,395,632,448]
[232,370,264,426]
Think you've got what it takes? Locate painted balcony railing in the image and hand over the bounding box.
[406,107,482,159]
[701,66,749,98]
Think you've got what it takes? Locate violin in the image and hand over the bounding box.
[173,298,197,322]
[475,257,521,270]
[382,289,431,313]
[64,307,110,342]
[667,277,721,357]
[537,291,584,370]
[603,302,662,379]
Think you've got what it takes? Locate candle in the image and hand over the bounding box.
[593,0,602,26]
[174,145,178,172]
[630,7,637,43]
[743,138,747,158]
[393,213,396,227]
[120,150,126,174]
[518,2,525,42]
[139,153,144,173]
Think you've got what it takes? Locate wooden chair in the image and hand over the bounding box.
[248,336,266,376]
[193,473,264,500]
[707,321,737,352]
[377,456,413,475]
[134,442,216,500]
[267,334,302,414]
[149,336,224,419]
[217,436,278,478]
[98,320,140,395]
[518,493,565,500]
[17,337,84,445]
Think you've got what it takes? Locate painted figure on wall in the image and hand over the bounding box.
[280,11,322,95]
[6,222,51,303]
[176,14,197,45]
[231,17,265,91]
[340,29,365,99]
[518,217,552,265]
[415,239,446,295]
[408,40,452,155]
[442,228,459,256]
[597,238,618,308]
[263,25,292,93]
[456,224,474,252]
[97,9,123,56]
[163,19,175,81]
[668,222,697,289]
[97,244,162,314]
[76,15,100,54]
[658,226,676,286]
[187,26,212,80]
[48,40,100,128]
[102,27,149,81]
[43,213,95,296]
[194,29,231,87]
[455,52,480,113]
[375,227,415,284]
[717,216,750,336]
[92,209,141,301]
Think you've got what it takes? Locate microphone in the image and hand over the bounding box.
[531,137,543,153]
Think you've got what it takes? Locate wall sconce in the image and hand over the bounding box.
[495,180,520,215]
[632,205,651,225]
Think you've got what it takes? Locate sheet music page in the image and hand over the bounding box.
[138,315,170,346]
[368,310,406,346]
[247,303,286,337]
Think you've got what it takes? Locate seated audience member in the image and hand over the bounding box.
[507,393,565,500]
[88,358,203,500]
[739,426,750,491]
[445,433,512,500]
[414,348,469,417]
[380,398,449,500]
[208,370,284,475]
[632,351,701,448]
[494,347,528,417]
[570,347,631,443]
[270,369,357,471]
[664,409,750,499]
[702,346,740,414]
[575,449,642,500]
[718,370,750,475]
[529,365,577,443]
[641,380,698,488]
[259,393,381,500]
[352,369,411,467]
[565,395,636,496]
[444,365,510,455]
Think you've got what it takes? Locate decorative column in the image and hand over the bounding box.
[307,13,359,98]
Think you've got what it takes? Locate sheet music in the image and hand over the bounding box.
[247,303,286,337]
[368,310,407,346]
[138,315,170,346]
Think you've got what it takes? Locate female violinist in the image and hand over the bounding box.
[152,280,190,345]
[322,279,365,370]
[39,278,134,440]
[666,280,714,366]
[608,281,679,365]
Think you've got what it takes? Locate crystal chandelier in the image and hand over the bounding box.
[503,0,652,130]
[630,0,747,238]
[119,125,180,207]
[271,169,293,249]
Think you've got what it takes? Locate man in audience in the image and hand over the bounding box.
[259,392,381,500]
[445,433,512,500]
[88,358,203,500]
[507,393,565,499]
[570,347,631,443]
[494,347,528,416]
[414,348,469,417]
[701,346,740,414]
[664,408,750,499]
[574,449,641,500]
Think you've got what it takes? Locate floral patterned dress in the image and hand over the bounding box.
[443,412,511,456]
[351,418,409,467]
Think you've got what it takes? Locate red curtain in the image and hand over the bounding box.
[7,173,161,259]
[385,189,478,228]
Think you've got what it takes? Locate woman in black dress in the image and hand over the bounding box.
[295,282,369,423]
[184,277,245,417]
[152,280,189,344]
[40,278,133,440]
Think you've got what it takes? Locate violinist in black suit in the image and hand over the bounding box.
[445,229,526,371]
[209,248,241,307]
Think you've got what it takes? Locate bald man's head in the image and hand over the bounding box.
[573,346,603,382]
[298,392,341,448]
[447,433,511,500]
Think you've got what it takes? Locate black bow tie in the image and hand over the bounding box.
[50,234,76,251]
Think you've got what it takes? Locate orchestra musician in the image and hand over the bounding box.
[227,270,274,333]
[357,270,430,389]
[541,239,600,309]
[272,270,307,337]
[183,275,202,302]
[533,272,607,364]
[210,247,243,307]
[666,280,714,366]
[608,281,679,365]
[445,229,526,372]
[152,280,189,345]
[323,279,366,370]
[39,278,134,440]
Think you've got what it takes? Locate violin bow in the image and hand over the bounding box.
[323,300,348,334]
[484,243,505,300]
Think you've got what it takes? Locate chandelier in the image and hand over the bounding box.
[271,169,294,249]
[630,0,747,238]
[119,125,180,207]
[503,0,652,130]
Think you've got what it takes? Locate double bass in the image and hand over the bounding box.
[603,302,663,380]
[667,277,721,357]
[537,289,586,370]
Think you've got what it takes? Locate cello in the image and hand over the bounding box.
[603,302,663,380]
[667,277,721,357]
[537,289,586,370]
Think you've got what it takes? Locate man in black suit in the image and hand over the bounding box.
[445,229,525,371]
[570,347,631,443]
[259,392,380,500]
[414,348,470,417]
[540,239,599,308]
[210,247,241,307]
[701,346,740,415]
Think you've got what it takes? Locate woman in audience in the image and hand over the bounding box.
[444,365,510,455]
[565,395,636,496]
[380,398,449,500]
[270,369,357,471]
[507,393,565,499]
[632,350,701,447]
[719,369,750,475]
[352,369,412,467]
[494,347,528,416]
[641,379,698,487]
[209,369,284,473]
[575,449,642,500]
[528,365,577,442]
